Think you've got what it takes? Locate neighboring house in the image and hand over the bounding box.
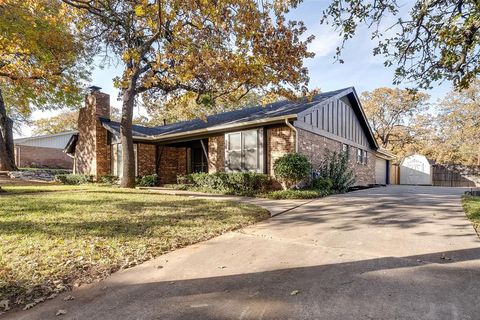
[65,87,394,186]
[14,131,76,169]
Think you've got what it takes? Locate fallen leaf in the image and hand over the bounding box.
[0,300,10,311]
[23,303,35,310]
[63,295,75,301]
[290,290,300,296]
[56,309,67,316]
[218,266,227,269]
[156,265,163,269]
[47,293,57,300]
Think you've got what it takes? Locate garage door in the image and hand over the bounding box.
[375,157,387,185]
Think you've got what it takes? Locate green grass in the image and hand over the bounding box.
[0,185,269,310]
[263,189,327,199]
[462,195,480,232]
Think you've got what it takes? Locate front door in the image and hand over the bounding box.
[191,147,208,173]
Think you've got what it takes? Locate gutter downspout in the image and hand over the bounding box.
[284,119,298,153]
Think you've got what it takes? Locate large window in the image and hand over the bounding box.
[225,129,264,172]
[111,143,137,177]
[356,148,367,165]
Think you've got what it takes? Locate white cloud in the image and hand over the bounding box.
[307,27,341,58]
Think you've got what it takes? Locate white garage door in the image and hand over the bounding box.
[375,157,387,185]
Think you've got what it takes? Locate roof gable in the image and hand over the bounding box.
[295,87,378,149]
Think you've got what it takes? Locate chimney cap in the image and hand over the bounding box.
[88,85,102,92]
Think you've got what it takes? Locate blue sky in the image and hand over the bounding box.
[18,0,452,138]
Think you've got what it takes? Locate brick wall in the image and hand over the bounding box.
[208,134,225,173]
[74,91,111,178]
[15,145,73,169]
[137,143,156,176]
[266,125,296,175]
[297,128,375,186]
[158,146,187,184]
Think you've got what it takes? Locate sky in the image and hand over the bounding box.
[16,0,452,138]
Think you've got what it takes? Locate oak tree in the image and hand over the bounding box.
[32,111,79,135]
[361,87,429,158]
[321,0,480,89]
[433,80,480,165]
[63,0,314,188]
[0,0,91,170]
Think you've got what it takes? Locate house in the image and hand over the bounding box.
[14,131,76,169]
[65,86,394,186]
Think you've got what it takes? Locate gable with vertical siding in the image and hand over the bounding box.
[294,92,376,150]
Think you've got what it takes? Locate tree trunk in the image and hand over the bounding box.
[120,87,136,188]
[0,89,17,171]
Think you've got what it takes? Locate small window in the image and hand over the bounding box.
[363,150,368,165]
[357,148,363,164]
[342,144,349,154]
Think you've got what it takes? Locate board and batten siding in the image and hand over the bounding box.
[14,132,76,149]
[294,97,371,150]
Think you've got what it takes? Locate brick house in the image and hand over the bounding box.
[14,131,76,169]
[65,86,394,186]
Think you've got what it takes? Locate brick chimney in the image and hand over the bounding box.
[74,87,111,178]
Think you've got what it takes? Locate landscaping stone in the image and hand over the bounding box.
[8,170,57,182]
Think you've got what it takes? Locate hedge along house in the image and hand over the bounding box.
[65,86,394,186]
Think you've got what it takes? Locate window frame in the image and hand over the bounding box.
[224,129,264,173]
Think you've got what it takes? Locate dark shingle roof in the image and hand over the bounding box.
[101,88,351,138]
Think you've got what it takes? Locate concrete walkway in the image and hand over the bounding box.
[7,186,480,320]
[139,187,312,216]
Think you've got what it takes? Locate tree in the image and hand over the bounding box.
[32,110,79,135]
[361,88,429,158]
[432,80,480,165]
[321,0,480,89]
[144,89,283,124]
[63,0,314,188]
[0,0,91,170]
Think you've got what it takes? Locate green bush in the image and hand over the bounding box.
[177,174,192,185]
[312,177,333,193]
[265,189,322,200]
[55,174,93,185]
[315,151,355,193]
[273,153,311,189]
[188,172,270,196]
[136,174,159,187]
[99,175,119,185]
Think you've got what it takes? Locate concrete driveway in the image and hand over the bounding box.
[8,186,480,320]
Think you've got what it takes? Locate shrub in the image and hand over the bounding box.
[314,151,355,193]
[189,172,230,192]
[188,172,270,196]
[99,175,119,185]
[265,189,321,200]
[136,174,159,187]
[177,174,192,185]
[312,177,333,193]
[273,153,311,189]
[225,172,270,195]
[55,174,93,185]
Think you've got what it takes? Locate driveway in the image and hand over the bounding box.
[8,186,480,320]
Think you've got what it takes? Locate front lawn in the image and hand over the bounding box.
[462,195,480,232]
[0,185,268,311]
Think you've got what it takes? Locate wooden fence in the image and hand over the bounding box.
[432,164,480,187]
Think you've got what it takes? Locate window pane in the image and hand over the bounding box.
[228,133,241,150]
[243,130,257,149]
[228,150,242,170]
[244,149,257,171]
